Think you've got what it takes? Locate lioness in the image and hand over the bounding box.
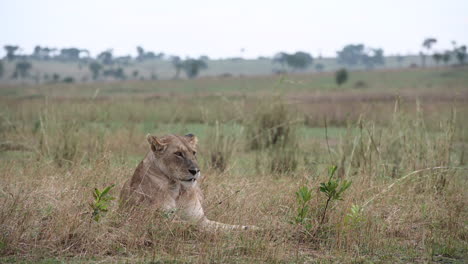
[120,133,254,230]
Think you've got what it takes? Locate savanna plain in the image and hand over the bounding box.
[0,67,467,263]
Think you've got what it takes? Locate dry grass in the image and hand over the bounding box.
[0,69,467,263]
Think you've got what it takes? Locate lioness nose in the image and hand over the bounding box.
[188,168,199,175]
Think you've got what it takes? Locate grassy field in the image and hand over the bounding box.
[0,67,467,263]
[0,55,432,84]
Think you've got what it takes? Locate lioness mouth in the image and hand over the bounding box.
[182,178,196,182]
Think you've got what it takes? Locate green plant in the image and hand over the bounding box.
[319,166,352,225]
[90,184,115,222]
[335,68,348,86]
[293,186,313,230]
[344,204,364,228]
[62,76,74,83]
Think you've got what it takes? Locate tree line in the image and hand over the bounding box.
[0,39,466,82]
[1,45,211,81]
[420,38,466,67]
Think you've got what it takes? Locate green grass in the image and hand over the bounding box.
[0,67,467,263]
[1,66,467,98]
[0,54,438,84]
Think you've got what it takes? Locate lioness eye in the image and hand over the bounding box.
[193,151,196,155]
[174,152,183,157]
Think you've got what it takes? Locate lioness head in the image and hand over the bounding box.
[146,133,200,185]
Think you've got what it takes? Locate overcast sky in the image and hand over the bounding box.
[1,0,467,59]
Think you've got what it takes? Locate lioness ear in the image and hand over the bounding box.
[184,133,198,147]
[146,134,166,152]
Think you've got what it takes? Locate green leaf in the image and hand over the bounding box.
[100,184,115,197]
[328,165,338,180]
[94,188,101,198]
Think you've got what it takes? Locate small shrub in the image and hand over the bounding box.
[293,186,313,230]
[335,68,348,86]
[293,166,352,236]
[318,165,352,225]
[353,80,368,89]
[90,184,115,222]
[52,73,60,82]
[344,204,364,228]
[62,76,74,83]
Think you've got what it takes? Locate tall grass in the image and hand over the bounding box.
[202,121,240,172]
[0,93,466,262]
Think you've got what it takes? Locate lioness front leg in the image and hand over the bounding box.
[179,196,257,231]
[200,218,257,231]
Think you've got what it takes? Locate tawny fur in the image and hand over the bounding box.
[120,134,254,230]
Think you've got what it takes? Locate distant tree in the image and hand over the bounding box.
[0,60,3,78]
[422,38,437,50]
[287,51,313,70]
[362,48,385,69]
[396,54,405,68]
[273,52,288,68]
[432,53,442,65]
[97,50,113,65]
[372,49,385,65]
[59,48,83,61]
[132,70,139,79]
[103,67,126,80]
[335,68,348,86]
[62,76,74,83]
[136,46,163,61]
[273,51,313,71]
[337,44,384,69]
[136,46,145,61]
[155,52,165,60]
[145,51,157,60]
[442,51,451,65]
[52,73,60,82]
[114,67,126,80]
[171,56,183,79]
[89,62,102,80]
[199,55,210,61]
[4,45,19,61]
[337,44,364,66]
[182,59,207,79]
[33,46,41,59]
[315,63,324,72]
[421,38,437,67]
[13,61,32,79]
[453,45,466,65]
[32,46,54,60]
